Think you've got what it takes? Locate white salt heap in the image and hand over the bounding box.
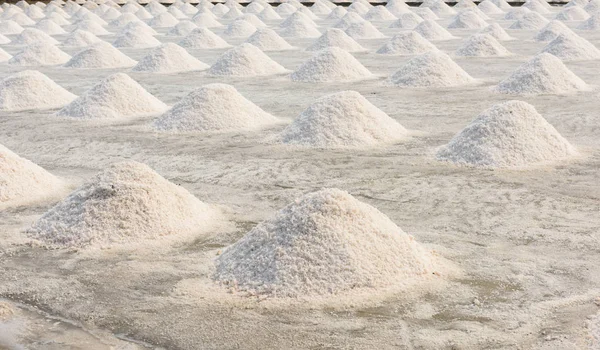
[279,13,321,38]
[9,42,71,66]
[132,43,209,74]
[364,6,397,21]
[386,0,411,16]
[35,19,67,35]
[478,23,514,41]
[113,29,161,48]
[414,19,455,41]
[510,12,549,30]
[62,29,102,47]
[455,34,511,57]
[478,1,504,15]
[167,20,198,36]
[13,28,60,46]
[414,7,439,21]
[74,20,111,36]
[447,10,488,29]
[333,12,365,29]
[278,91,408,148]
[208,43,287,77]
[578,13,600,30]
[0,48,12,62]
[555,6,589,21]
[494,53,589,95]
[64,42,137,69]
[0,34,10,45]
[534,20,574,42]
[246,28,294,51]
[290,47,373,83]
[215,188,436,297]
[387,51,474,87]
[28,161,219,248]
[120,21,158,36]
[541,33,600,61]
[259,6,282,21]
[223,19,257,38]
[0,144,63,205]
[504,7,531,20]
[424,0,456,17]
[389,12,424,29]
[344,20,385,39]
[192,12,222,28]
[326,6,348,20]
[178,28,230,49]
[56,73,167,120]
[0,70,76,111]
[0,20,25,35]
[437,100,577,168]
[154,83,278,132]
[377,32,437,56]
[307,28,365,52]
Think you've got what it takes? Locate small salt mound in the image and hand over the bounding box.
[212,4,229,16]
[223,19,257,38]
[0,48,12,62]
[168,6,188,19]
[46,12,72,26]
[132,43,209,73]
[387,51,474,87]
[478,23,514,41]
[0,20,24,35]
[64,42,137,68]
[0,70,76,111]
[377,31,437,55]
[146,1,168,15]
[296,6,319,21]
[0,34,11,45]
[102,7,122,21]
[259,6,282,20]
[135,7,154,20]
[215,188,436,297]
[455,33,511,57]
[333,12,365,29]
[245,2,264,14]
[109,13,140,28]
[246,28,293,51]
[9,42,71,66]
[0,144,62,205]
[509,11,549,30]
[306,28,365,52]
[437,100,577,168]
[326,6,348,20]
[75,12,109,26]
[534,20,575,42]
[310,1,333,16]
[290,47,372,83]
[415,20,455,41]
[221,6,244,19]
[488,0,512,10]
[522,0,551,14]
[148,12,180,27]
[192,12,222,27]
[13,28,60,46]
[28,161,218,248]
[9,13,36,26]
[585,0,600,14]
[74,19,111,35]
[578,13,600,29]
[62,29,102,47]
[279,17,321,38]
[504,7,531,20]
[344,20,385,39]
[541,32,600,61]
[555,6,590,21]
[113,29,161,48]
[154,83,278,132]
[494,53,588,95]
[389,12,424,29]
[414,7,439,21]
[447,10,488,29]
[241,13,267,27]
[120,21,158,36]
[178,27,230,49]
[478,1,504,15]
[424,0,456,16]
[364,6,397,20]
[348,2,370,15]
[386,0,411,16]
[166,20,198,36]
[35,19,67,35]
[208,43,287,77]
[278,91,407,148]
[26,5,46,19]
[455,0,477,9]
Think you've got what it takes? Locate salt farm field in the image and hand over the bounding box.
[1,0,600,348]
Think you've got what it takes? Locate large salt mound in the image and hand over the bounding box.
[578,13,600,30]
[504,7,531,20]
[326,6,348,20]
[414,7,439,21]
[279,14,321,38]
[192,12,222,27]
[437,101,577,168]
[0,70,76,111]
[215,188,435,297]
[120,21,158,36]
[9,43,71,66]
[509,11,549,30]
[333,12,365,29]
[246,28,293,51]
[387,51,474,87]
[494,53,588,95]
[278,91,408,148]
[386,0,410,16]
[306,28,365,52]
[415,19,455,41]
[62,29,102,47]
[223,19,257,38]
[153,83,278,132]
[455,33,511,57]
[56,73,167,120]
[0,20,25,35]
[541,32,600,61]
[0,144,62,205]
[28,161,218,247]
[132,43,209,73]
[534,20,574,42]
[113,29,161,48]
[389,12,423,29]
[290,47,372,83]
[64,42,137,68]
[109,13,141,28]
[208,43,287,77]
[478,1,504,15]
[13,28,60,46]
[447,10,488,29]
[35,19,67,35]
[478,23,514,41]
[178,27,230,49]
[259,6,282,21]
[344,20,385,39]
[73,19,111,35]
[364,6,397,21]
[424,0,456,17]
[555,6,589,21]
[166,20,198,36]
[377,32,437,55]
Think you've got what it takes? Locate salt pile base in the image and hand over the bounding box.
[64,42,137,69]
[132,43,209,74]
[0,70,76,111]
[290,47,373,83]
[377,32,437,56]
[455,34,511,57]
[208,43,288,77]
[387,51,474,87]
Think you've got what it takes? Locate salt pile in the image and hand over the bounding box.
[414,20,455,41]
[28,161,219,247]
[447,10,488,29]
[509,12,549,30]
[192,12,222,27]
[504,7,531,20]
[215,188,436,297]
[245,2,264,14]
[56,73,167,120]
[246,28,294,51]
[333,12,365,29]
[455,34,511,57]
[178,27,231,49]
[259,6,282,21]
[74,19,111,35]
[364,6,397,21]
[208,43,287,77]
[389,12,424,29]
[0,48,12,62]
[9,43,71,66]
[0,20,25,35]
[386,0,411,16]
[290,47,372,83]
[62,29,102,47]
[8,13,36,26]
[344,20,385,39]
[0,34,11,45]
[0,70,76,111]
[477,1,504,15]
[113,29,161,48]
[132,43,209,73]
[241,13,267,28]
[46,12,72,26]
[223,19,257,38]
[279,12,321,38]
[534,21,576,42]
[414,7,439,21]
[478,23,514,41]
[306,28,365,52]
[221,6,243,19]
[310,1,333,17]
[555,6,590,21]
[387,51,474,87]
[146,2,167,16]
[522,0,551,14]
[585,0,600,14]
[326,7,348,20]
[64,42,137,69]
[494,53,588,95]
[35,19,67,35]
[166,20,198,36]
[25,5,46,19]
[168,6,187,19]
[436,101,577,168]
[13,28,60,46]
[541,33,600,61]
[135,7,154,20]
[0,144,62,205]
[578,13,600,30]
[278,91,408,148]
[109,13,140,28]
[488,0,512,10]
[120,21,158,36]
[348,2,370,15]
[153,83,278,132]
[377,32,437,55]
[424,0,456,17]
[148,12,180,27]
[212,3,230,16]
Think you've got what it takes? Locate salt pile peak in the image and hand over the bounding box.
[509,11,549,30]
[387,51,474,87]
[132,43,209,73]
[344,20,385,39]
[290,47,373,83]
[0,70,76,111]
[208,43,288,77]
[113,28,161,48]
[64,42,137,69]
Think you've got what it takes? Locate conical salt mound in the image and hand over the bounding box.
[64,42,137,68]
[120,21,158,36]
[153,83,278,132]
[166,20,198,36]
[478,23,514,41]
[74,19,111,35]
[109,13,140,28]
[56,73,167,120]
[259,6,282,21]
[223,19,257,38]
[478,1,504,15]
[35,19,68,35]
[13,28,60,46]
[414,19,455,41]
[278,91,408,148]
[386,0,411,16]
[364,6,397,20]
[377,32,437,55]
[389,12,424,29]
[326,6,348,20]
[132,43,209,73]
[113,29,161,48]
[0,144,62,205]
[306,28,365,52]
[0,70,76,111]
[578,13,600,30]
[555,6,589,21]
[148,12,179,27]
[541,33,600,61]
[504,7,531,20]
[447,10,488,29]
[0,20,24,35]
[279,16,321,38]
[534,20,574,42]
[0,48,12,62]
[387,51,474,87]
[455,33,511,57]
[290,47,372,83]
[9,42,71,66]
[494,53,588,95]
[28,161,219,247]
[488,0,512,10]
[344,20,385,39]
[437,101,577,168]
[414,7,439,21]
[62,29,102,47]
[425,0,457,16]
[178,27,230,49]
[214,188,436,297]
[192,12,222,27]
[0,33,10,45]
[245,28,293,51]
[509,12,549,30]
[208,43,287,77]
